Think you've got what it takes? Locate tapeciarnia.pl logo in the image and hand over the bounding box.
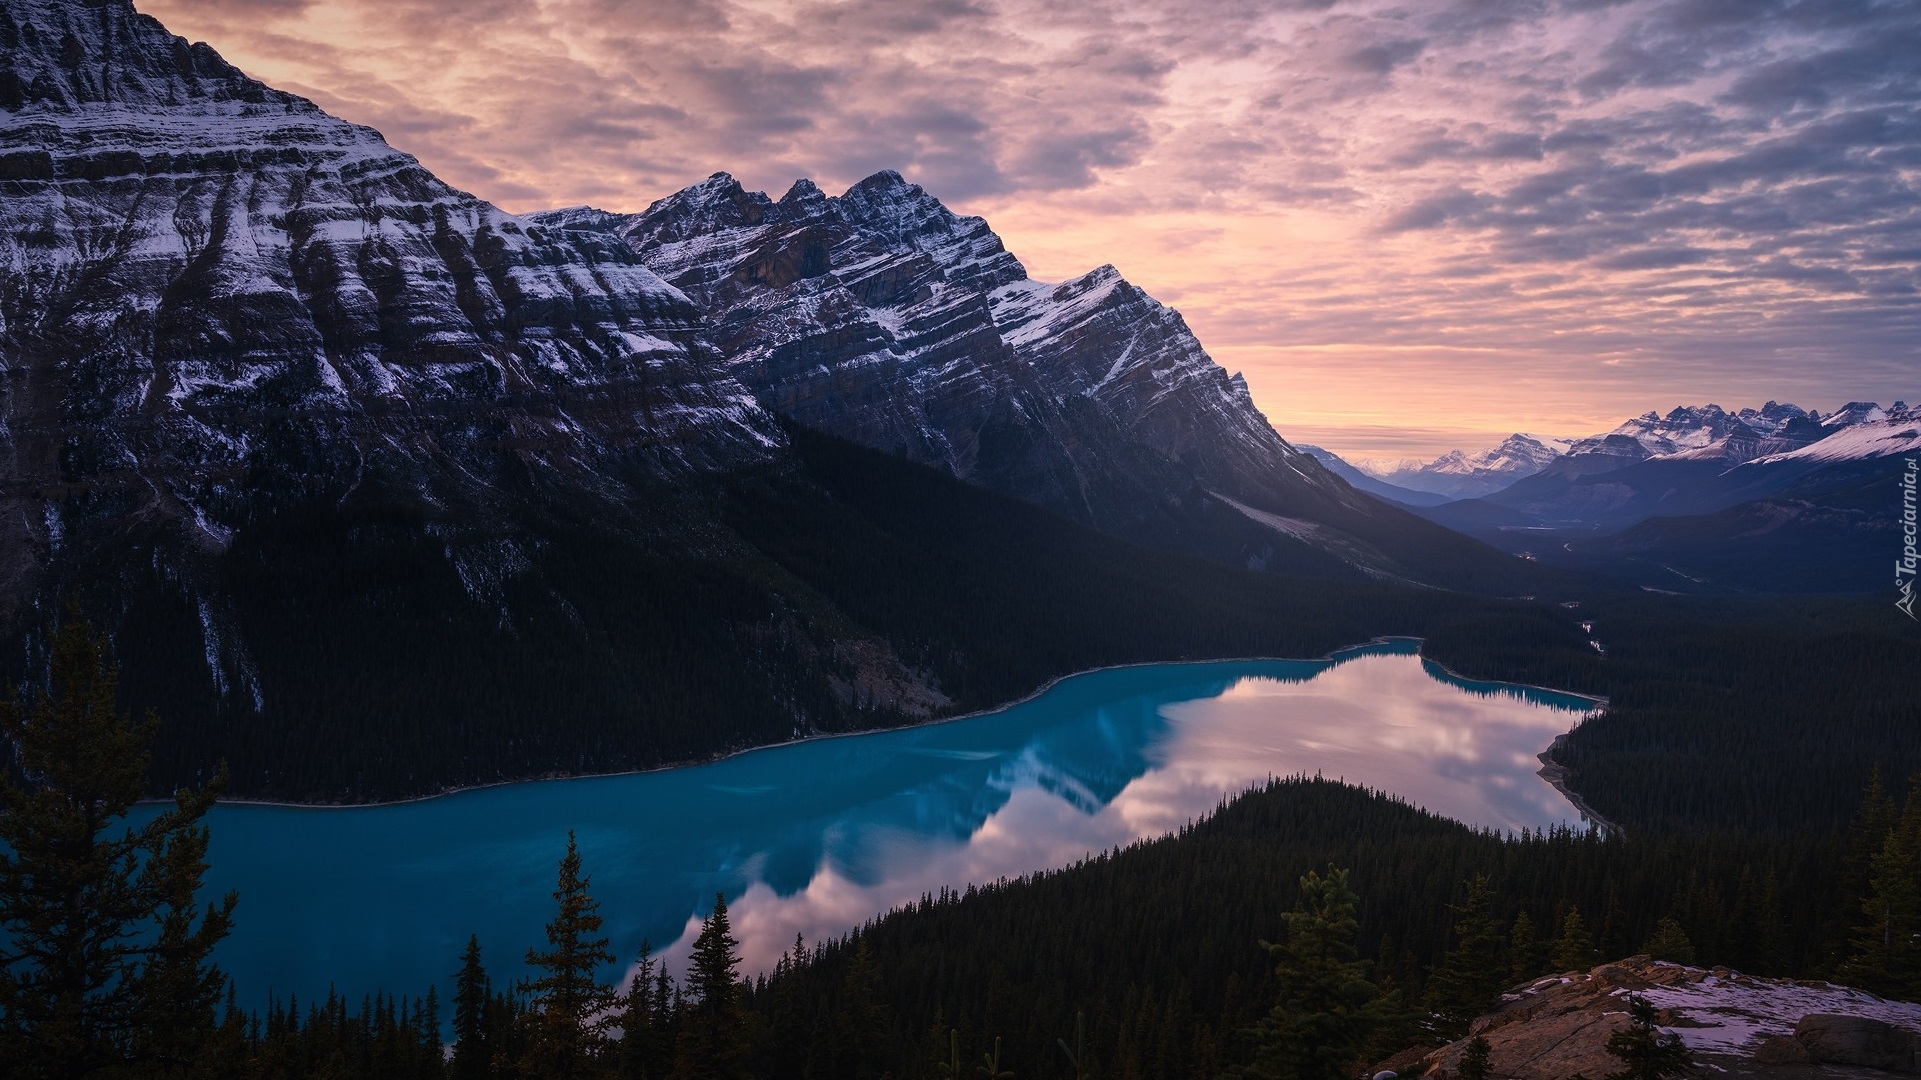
[1901,456,1918,619]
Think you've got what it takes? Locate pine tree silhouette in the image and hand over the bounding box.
[521,831,615,1079]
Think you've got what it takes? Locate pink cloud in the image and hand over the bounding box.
[136,0,1921,457]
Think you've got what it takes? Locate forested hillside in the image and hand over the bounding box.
[1421,593,1921,833]
[742,775,1852,1080]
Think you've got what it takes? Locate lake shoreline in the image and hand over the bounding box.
[170,636,1609,812]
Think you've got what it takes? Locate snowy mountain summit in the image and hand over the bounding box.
[532,171,1389,543]
[1562,403,1827,465]
[1352,434,1570,499]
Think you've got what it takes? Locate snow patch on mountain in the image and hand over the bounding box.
[1568,405,1747,458]
[1746,417,1921,466]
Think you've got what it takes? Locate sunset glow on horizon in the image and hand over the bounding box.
[141,0,1921,460]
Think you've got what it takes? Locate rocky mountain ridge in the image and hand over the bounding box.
[533,172,1339,520]
[534,172,1539,590]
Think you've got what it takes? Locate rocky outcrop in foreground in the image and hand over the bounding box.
[1388,958,1921,1080]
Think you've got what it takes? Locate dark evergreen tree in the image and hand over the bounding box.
[453,935,493,1080]
[1553,908,1599,973]
[674,893,746,1080]
[488,985,532,1079]
[1845,797,1921,998]
[1844,768,1900,912]
[1754,871,1788,977]
[0,617,236,1079]
[1424,875,1508,1037]
[828,940,889,1080]
[1643,919,1695,965]
[1603,996,1696,1080]
[522,831,616,1079]
[1599,884,1629,963]
[618,940,665,1080]
[1458,1035,1492,1080]
[1246,867,1394,1080]
[759,935,811,1080]
[1509,911,1548,983]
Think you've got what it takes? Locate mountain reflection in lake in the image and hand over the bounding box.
[159,640,1598,1011]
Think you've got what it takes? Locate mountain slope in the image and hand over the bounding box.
[1568,423,1921,594]
[0,0,781,639]
[1298,446,1454,506]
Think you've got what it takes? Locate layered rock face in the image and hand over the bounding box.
[0,0,780,623]
[598,172,1077,508]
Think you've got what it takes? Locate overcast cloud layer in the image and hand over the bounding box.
[141,0,1921,457]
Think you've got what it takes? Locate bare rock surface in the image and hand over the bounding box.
[1400,957,1921,1080]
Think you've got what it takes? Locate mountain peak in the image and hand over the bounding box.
[779,177,826,204]
[638,171,773,232]
[850,168,912,193]
[1,0,782,532]
[1823,401,1887,427]
[3,0,311,116]
[830,171,1027,292]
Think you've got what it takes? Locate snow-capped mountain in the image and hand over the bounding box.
[532,172,1342,527]
[1348,434,1569,499]
[1417,399,1920,593]
[1821,400,1888,428]
[1743,414,1921,467]
[1566,404,1755,459]
[0,0,782,624]
[533,173,1532,589]
[1552,401,1839,468]
[1479,399,1903,525]
[1546,399,1908,474]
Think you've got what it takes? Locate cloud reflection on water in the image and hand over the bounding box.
[177,643,1595,1010]
[659,648,1593,980]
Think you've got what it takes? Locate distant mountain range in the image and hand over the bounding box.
[1310,401,1919,595]
[1308,434,1570,501]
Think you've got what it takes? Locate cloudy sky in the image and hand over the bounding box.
[142,0,1920,459]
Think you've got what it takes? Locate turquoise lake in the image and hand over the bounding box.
[145,640,1599,1011]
